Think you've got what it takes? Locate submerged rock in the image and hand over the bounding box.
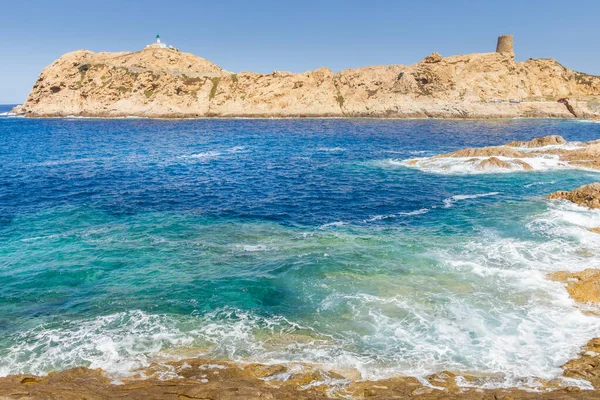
[547,183,600,209]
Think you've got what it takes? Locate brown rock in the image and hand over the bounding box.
[547,183,600,209]
[549,269,600,304]
[437,146,528,158]
[474,157,534,171]
[513,159,535,170]
[563,338,600,389]
[506,135,567,148]
[423,52,443,64]
[3,357,600,399]
[476,156,513,170]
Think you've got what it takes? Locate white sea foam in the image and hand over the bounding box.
[513,143,585,152]
[0,112,22,118]
[228,146,248,153]
[0,311,194,378]
[320,221,348,228]
[422,202,600,386]
[364,208,430,222]
[443,192,500,208]
[180,147,248,161]
[317,147,346,152]
[239,244,274,252]
[396,154,572,175]
[181,151,222,160]
[524,180,556,188]
[2,201,600,390]
[35,157,98,167]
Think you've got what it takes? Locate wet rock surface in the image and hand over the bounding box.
[3,354,600,399]
[550,269,600,304]
[548,183,600,208]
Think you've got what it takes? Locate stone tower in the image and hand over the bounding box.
[496,34,514,56]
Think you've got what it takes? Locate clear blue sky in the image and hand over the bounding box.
[1,0,599,104]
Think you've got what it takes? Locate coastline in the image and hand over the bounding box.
[13,41,600,121]
[6,108,600,121]
[1,337,599,399]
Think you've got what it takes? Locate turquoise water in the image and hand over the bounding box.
[1,106,600,387]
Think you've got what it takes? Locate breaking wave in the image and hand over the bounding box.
[396,155,572,175]
[443,192,500,208]
[317,147,346,152]
[364,208,430,222]
[1,200,599,390]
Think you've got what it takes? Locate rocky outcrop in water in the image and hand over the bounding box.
[407,136,600,173]
[506,135,568,148]
[550,269,600,304]
[548,183,600,208]
[12,38,600,119]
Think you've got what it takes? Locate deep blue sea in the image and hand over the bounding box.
[1,104,600,387]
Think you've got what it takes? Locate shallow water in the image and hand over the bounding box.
[1,105,600,387]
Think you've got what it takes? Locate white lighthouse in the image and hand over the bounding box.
[146,34,168,49]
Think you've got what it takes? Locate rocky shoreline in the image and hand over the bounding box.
[2,342,600,400]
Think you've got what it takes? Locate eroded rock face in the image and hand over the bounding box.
[14,47,600,119]
[547,183,600,209]
[549,269,600,304]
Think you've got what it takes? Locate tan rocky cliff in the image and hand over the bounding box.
[14,40,600,119]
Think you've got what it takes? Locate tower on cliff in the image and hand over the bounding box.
[496,34,514,57]
[146,34,169,49]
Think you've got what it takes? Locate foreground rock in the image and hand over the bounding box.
[550,269,600,304]
[563,339,600,390]
[548,183,600,208]
[3,356,600,399]
[12,35,600,119]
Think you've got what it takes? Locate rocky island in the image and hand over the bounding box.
[11,35,600,119]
